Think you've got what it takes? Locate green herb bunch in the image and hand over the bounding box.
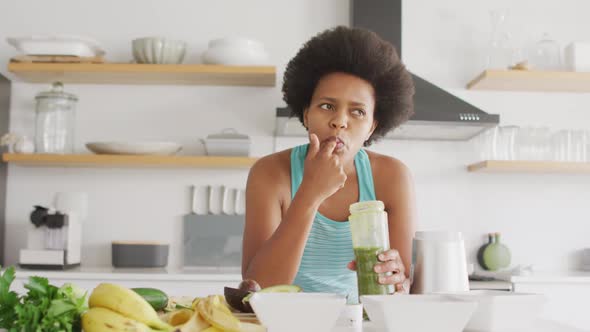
[0,266,88,332]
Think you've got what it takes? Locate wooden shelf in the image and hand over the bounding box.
[467,160,590,173]
[466,70,590,93]
[7,62,276,86]
[2,153,257,168]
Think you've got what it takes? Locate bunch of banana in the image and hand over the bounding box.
[82,283,174,332]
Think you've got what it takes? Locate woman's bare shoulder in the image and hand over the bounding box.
[247,148,294,192]
[365,150,411,178]
[250,149,292,177]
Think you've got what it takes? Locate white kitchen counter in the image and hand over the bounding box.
[13,266,242,281]
[508,271,590,284]
[476,269,590,284]
[10,266,243,297]
[339,319,588,332]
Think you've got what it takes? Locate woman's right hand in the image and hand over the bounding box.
[300,133,347,201]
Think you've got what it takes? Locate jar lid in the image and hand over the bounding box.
[206,128,250,140]
[349,200,385,214]
[35,82,78,101]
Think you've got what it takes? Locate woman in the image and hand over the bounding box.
[241,26,416,300]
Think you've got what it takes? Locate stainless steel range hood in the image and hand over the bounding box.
[275,0,500,141]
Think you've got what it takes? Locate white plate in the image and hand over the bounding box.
[7,35,105,57]
[86,141,182,155]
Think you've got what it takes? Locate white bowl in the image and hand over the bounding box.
[445,290,544,332]
[361,294,477,332]
[132,37,187,64]
[86,141,182,155]
[202,37,269,65]
[249,292,346,332]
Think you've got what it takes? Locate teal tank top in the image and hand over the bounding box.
[290,144,376,303]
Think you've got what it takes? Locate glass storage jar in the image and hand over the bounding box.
[34,82,77,154]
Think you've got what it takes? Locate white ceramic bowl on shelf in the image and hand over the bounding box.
[249,293,346,332]
[361,294,477,332]
[132,37,187,64]
[202,37,269,65]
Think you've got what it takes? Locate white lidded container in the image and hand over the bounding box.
[201,128,251,156]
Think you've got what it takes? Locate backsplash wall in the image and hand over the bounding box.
[1,0,589,271]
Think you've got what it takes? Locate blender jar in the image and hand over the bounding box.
[34,82,77,154]
[349,200,394,297]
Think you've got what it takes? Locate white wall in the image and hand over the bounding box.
[1,0,589,272]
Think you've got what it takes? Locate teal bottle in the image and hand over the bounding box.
[482,232,511,271]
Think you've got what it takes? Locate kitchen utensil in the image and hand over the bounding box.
[234,189,246,215]
[348,201,394,298]
[208,185,223,215]
[360,294,477,332]
[111,241,169,268]
[411,231,470,294]
[7,35,105,57]
[35,82,77,154]
[202,37,270,65]
[222,187,236,215]
[445,290,544,332]
[183,214,244,267]
[85,141,182,155]
[132,37,187,64]
[191,185,208,215]
[482,232,511,271]
[201,128,251,156]
[249,293,346,332]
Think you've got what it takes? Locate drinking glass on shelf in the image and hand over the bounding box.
[529,33,562,71]
[552,130,588,162]
[473,126,499,161]
[529,127,552,161]
[486,9,512,69]
[495,125,519,160]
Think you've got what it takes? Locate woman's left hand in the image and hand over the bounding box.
[348,248,411,294]
[375,249,410,293]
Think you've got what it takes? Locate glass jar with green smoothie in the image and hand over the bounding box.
[349,200,394,297]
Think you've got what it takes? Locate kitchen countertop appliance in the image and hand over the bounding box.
[19,193,87,269]
[411,231,470,294]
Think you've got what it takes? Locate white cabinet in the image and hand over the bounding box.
[11,268,242,298]
[513,282,590,330]
[12,277,238,297]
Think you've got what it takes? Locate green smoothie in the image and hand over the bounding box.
[354,246,394,296]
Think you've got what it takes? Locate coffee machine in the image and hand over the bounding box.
[19,193,87,269]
